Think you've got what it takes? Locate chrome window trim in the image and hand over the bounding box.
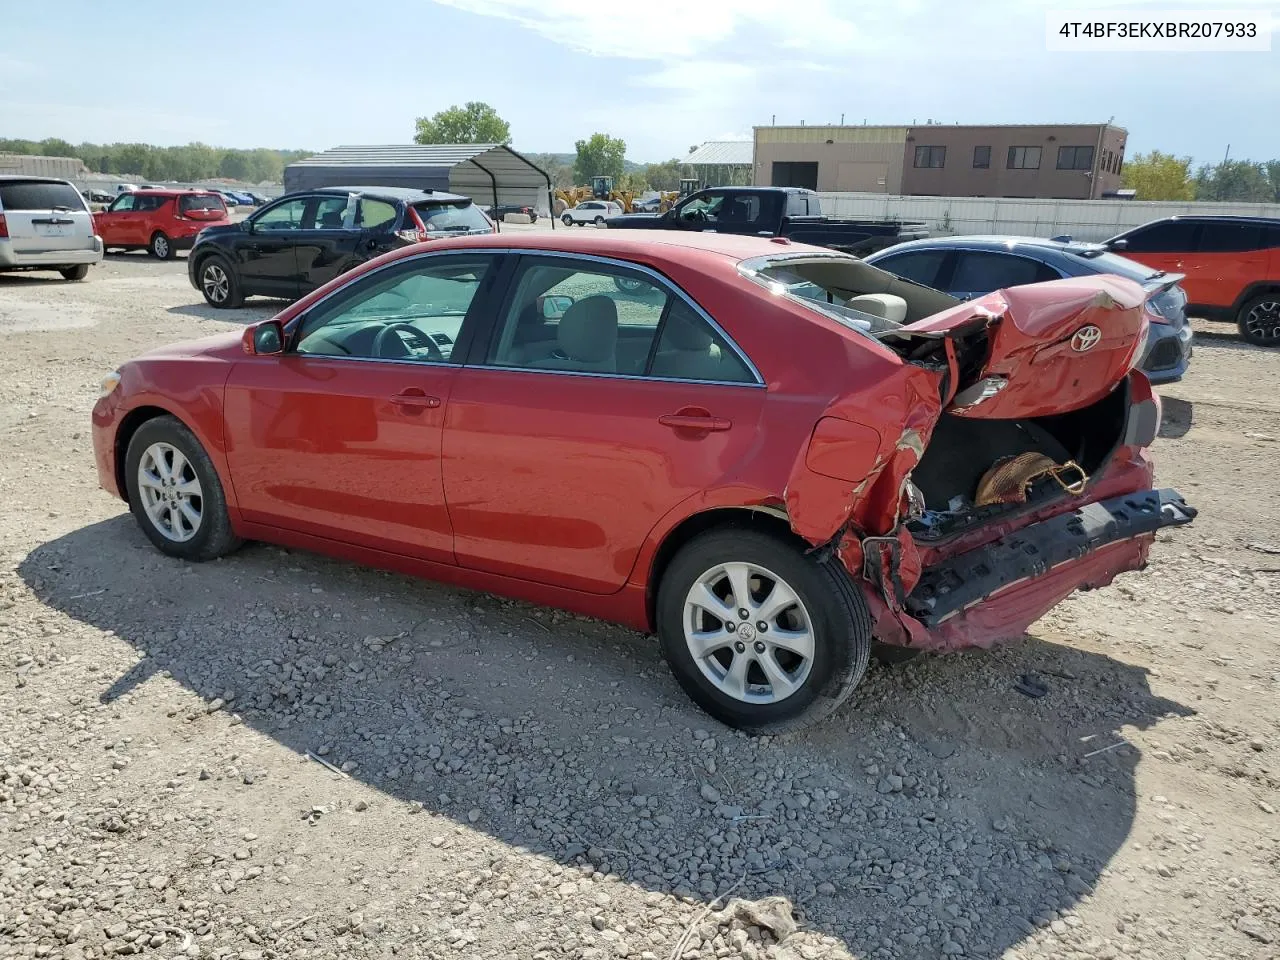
[289,246,765,387]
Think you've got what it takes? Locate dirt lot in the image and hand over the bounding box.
[1,251,1277,960]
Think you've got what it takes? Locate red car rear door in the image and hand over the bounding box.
[441,254,765,594]
[222,252,500,563]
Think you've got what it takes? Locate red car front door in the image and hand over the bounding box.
[441,255,765,594]
[222,252,499,563]
[97,193,139,247]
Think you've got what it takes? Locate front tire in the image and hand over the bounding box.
[59,264,90,281]
[656,528,872,733]
[124,416,242,562]
[1237,293,1280,347]
[197,255,243,308]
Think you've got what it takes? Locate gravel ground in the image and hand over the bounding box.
[1,253,1277,960]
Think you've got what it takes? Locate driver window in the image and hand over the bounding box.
[109,194,136,213]
[253,198,307,231]
[294,255,494,362]
[679,193,726,222]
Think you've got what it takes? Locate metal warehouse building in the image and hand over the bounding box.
[283,144,554,212]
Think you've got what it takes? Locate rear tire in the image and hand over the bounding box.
[656,527,872,733]
[59,264,90,281]
[197,255,243,308]
[150,231,174,260]
[562,214,574,226]
[124,415,242,562]
[1236,293,1280,347]
[594,215,605,226]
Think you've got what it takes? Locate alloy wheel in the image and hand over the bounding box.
[202,263,229,304]
[153,234,169,258]
[136,442,203,542]
[682,561,815,704]
[1244,298,1280,344]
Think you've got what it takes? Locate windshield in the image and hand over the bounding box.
[414,201,491,232]
[179,194,227,215]
[0,180,86,212]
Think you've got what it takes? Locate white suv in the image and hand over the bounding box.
[0,176,103,281]
[561,200,622,226]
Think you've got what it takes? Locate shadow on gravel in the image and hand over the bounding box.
[165,302,282,323]
[0,272,79,287]
[20,517,1194,959]
[1158,396,1194,439]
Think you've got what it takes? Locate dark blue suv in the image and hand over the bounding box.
[865,236,1193,383]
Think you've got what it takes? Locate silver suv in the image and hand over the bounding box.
[0,176,103,280]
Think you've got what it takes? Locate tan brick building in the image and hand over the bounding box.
[752,123,1127,199]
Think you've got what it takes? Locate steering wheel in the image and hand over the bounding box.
[372,322,445,361]
[683,206,707,223]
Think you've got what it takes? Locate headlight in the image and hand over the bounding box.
[100,371,121,397]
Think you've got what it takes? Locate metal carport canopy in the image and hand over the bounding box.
[283,144,553,214]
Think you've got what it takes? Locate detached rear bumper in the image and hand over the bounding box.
[867,488,1195,652]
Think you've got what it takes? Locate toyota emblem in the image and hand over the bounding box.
[1071,325,1102,352]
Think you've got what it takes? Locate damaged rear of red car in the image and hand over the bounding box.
[740,252,1195,656]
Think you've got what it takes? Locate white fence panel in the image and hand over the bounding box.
[818,192,1280,242]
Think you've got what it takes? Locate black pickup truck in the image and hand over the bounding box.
[605,186,926,255]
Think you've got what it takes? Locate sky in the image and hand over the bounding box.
[1,0,1277,165]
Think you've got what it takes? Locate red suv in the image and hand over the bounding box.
[1105,216,1280,346]
[95,190,229,260]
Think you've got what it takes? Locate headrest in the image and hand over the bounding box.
[844,293,908,325]
[558,295,618,362]
[662,306,714,351]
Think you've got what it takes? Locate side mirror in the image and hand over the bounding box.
[1108,238,1128,250]
[538,295,574,320]
[243,319,284,355]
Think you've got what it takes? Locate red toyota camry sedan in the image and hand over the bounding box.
[91,231,1195,732]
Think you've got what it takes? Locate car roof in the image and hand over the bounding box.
[872,235,1107,256]
[133,188,220,196]
[311,185,470,203]
[1132,214,1280,227]
[0,174,75,185]
[400,229,827,265]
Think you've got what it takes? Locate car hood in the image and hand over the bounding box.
[192,221,245,241]
[135,330,244,362]
[604,213,662,228]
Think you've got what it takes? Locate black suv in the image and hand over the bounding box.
[187,186,494,308]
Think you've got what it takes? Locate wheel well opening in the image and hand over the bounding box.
[114,406,174,504]
[645,507,802,631]
[1238,284,1280,310]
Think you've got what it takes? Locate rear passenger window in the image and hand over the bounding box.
[134,195,167,212]
[650,301,756,383]
[486,259,757,383]
[950,252,1050,292]
[874,250,948,288]
[487,261,667,375]
[1197,222,1264,253]
[358,199,398,229]
[1121,221,1198,253]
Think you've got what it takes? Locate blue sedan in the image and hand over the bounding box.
[864,236,1193,383]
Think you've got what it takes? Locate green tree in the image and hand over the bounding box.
[1120,151,1195,201]
[1194,160,1272,202]
[574,133,626,184]
[414,102,511,145]
[641,159,687,191]
[1266,160,1280,203]
[37,137,77,157]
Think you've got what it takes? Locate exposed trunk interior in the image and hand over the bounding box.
[908,380,1130,542]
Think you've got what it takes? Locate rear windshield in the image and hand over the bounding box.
[180,194,227,214]
[1066,248,1162,283]
[0,180,86,212]
[414,201,491,232]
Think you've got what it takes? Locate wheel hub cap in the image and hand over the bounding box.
[683,561,814,705]
[137,442,203,543]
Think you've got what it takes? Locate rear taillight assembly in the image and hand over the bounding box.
[395,207,429,244]
[0,213,7,238]
[1143,297,1170,325]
